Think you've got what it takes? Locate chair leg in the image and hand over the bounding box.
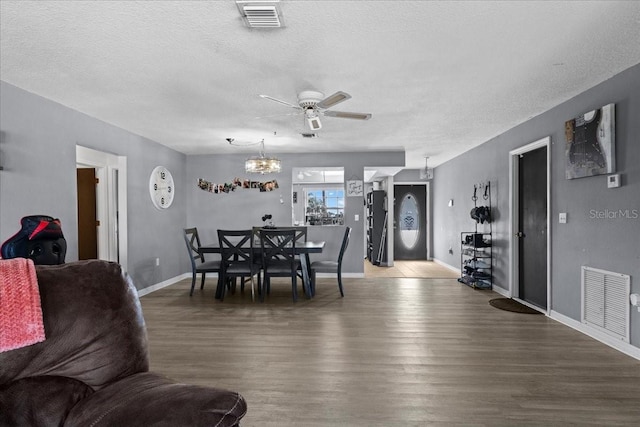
[190,272,197,296]
[214,271,229,301]
[200,273,206,289]
[218,273,226,302]
[337,270,344,297]
[311,270,316,297]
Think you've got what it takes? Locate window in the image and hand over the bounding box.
[305,188,344,225]
[292,167,344,226]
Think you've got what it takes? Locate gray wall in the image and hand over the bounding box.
[0,80,404,285]
[185,151,405,275]
[432,64,640,348]
[0,81,187,289]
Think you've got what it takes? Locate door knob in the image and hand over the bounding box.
[515,231,526,238]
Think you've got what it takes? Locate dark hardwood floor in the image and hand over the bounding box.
[140,277,640,427]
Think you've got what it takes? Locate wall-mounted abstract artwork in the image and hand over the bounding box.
[565,103,615,179]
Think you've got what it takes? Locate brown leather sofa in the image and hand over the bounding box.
[0,260,247,426]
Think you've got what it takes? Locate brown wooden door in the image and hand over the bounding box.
[77,168,98,260]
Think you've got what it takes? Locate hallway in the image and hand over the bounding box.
[364,260,459,279]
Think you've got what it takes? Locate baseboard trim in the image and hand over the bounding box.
[138,271,366,296]
[137,273,190,297]
[491,286,509,297]
[550,310,640,361]
[432,258,460,274]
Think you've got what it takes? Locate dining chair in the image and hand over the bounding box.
[310,226,351,297]
[289,226,308,244]
[183,227,222,296]
[258,228,301,302]
[277,226,308,280]
[252,225,306,265]
[217,229,258,301]
[251,226,307,244]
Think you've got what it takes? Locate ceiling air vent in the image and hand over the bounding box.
[236,1,283,28]
[301,133,317,138]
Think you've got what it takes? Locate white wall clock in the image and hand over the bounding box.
[149,166,175,209]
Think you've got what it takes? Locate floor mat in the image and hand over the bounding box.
[489,298,542,314]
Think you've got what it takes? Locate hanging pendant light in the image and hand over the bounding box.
[420,156,433,180]
[245,139,281,174]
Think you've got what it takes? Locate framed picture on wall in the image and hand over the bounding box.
[346,180,364,197]
[565,103,615,179]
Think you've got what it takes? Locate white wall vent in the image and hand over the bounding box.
[236,1,283,28]
[581,266,630,343]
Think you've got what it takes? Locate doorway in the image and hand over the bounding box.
[509,137,550,313]
[77,167,98,259]
[394,184,427,260]
[76,146,128,272]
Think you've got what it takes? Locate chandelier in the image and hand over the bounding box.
[244,139,281,174]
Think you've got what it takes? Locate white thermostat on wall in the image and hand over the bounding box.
[607,174,620,188]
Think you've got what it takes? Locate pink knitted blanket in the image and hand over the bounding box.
[0,258,46,352]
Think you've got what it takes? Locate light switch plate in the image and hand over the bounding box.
[559,212,567,224]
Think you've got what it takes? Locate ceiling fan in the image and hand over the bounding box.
[258,90,372,131]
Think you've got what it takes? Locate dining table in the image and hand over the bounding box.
[199,240,325,300]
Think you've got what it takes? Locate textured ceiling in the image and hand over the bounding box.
[2,1,640,168]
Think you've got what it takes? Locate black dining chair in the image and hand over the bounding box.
[183,227,222,296]
[310,226,351,297]
[252,226,307,279]
[258,228,301,302]
[217,229,258,301]
[289,227,308,282]
[272,226,308,280]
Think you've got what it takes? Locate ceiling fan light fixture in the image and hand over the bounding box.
[259,88,372,129]
[236,1,283,28]
[307,117,322,130]
[304,108,322,130]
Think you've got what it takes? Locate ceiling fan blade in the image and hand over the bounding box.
[323,110,372,120]
[316,91,351,109]
[259,94,301,109]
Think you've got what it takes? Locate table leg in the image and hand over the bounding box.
[299,253,313,299]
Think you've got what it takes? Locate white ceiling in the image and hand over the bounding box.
[2,1,639,168]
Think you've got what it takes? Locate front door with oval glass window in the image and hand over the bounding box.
[394,185,427,259]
